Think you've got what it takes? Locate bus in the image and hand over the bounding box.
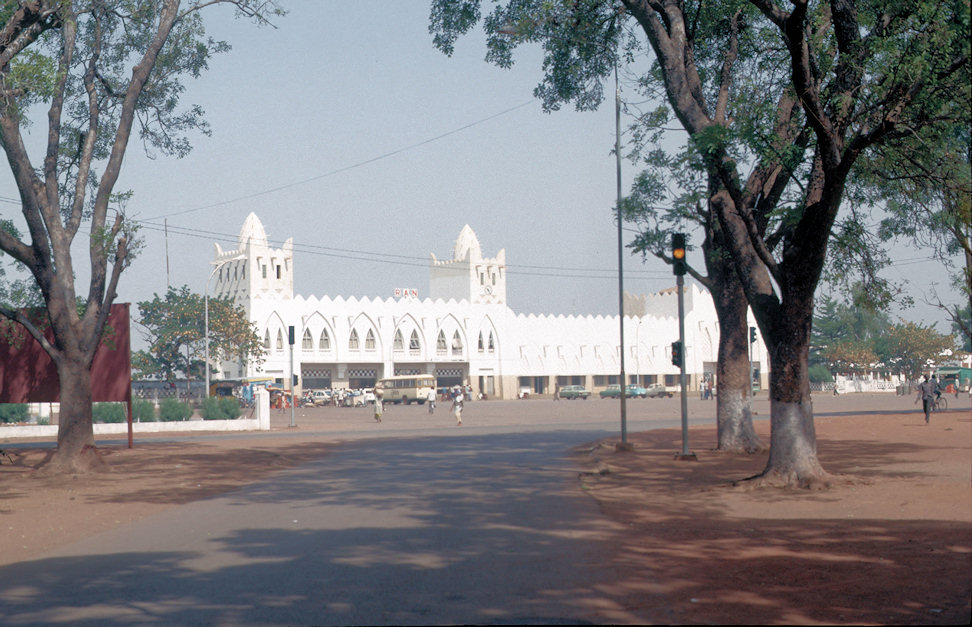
[377,375,435,405]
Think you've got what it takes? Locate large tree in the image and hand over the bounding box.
[0,0,281,473]
[431,0,767,453]
[134,284,265,384]
[431,0,970,486]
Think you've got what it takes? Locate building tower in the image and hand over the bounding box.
[429,224,506,305]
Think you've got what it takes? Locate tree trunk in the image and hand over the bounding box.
[754,299,829,488]
[44,355,105,474]
[714,283,764,453]
[705,190,765,453]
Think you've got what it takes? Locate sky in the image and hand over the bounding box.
[0,1,963,337]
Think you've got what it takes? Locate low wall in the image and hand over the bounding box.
[2,389,271,441]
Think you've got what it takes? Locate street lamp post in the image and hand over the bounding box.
[205,254,245,398]
[498,22,627,444]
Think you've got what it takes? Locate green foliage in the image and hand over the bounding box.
[132,399,157,422]
[879,322,957,381]
[159,398,192,422]
[202,396,240,420]
[134,284,264,382]
[808,364,834,383]
[0,404,29,423]
[92,402,127,424]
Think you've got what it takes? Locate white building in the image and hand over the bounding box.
[210,213,767,399]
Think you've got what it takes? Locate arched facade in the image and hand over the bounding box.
[212,214,767,398]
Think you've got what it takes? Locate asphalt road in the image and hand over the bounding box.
[2,392,963,625]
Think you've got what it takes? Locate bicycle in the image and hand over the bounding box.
[933,395,948,411]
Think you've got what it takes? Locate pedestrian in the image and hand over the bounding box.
[451,390,464,426]
[374,388,383,423]
[427,386,436,414]
[554,381,560,401]
[914,374,936,424]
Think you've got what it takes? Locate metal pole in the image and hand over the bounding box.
[677,274,694,459]
[289,325,296,428]
[614,61,628,445]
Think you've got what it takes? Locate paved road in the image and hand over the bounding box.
[2,392,964,625]
[1,429,641,625]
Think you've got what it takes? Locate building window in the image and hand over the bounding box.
[319,329,330,350]
[488,331,495,352]
[409,330,420,353]
[263,330,270,350]
[349,329,359,350]
[452,331,463,355]
[437,330,447,354]
[262,264,267,279]
[276,265,281,279]
[365,329,376,350]
[394,329,404,351]
[276,329,284,351]
[478,332,484,352]
[302,329,313,350]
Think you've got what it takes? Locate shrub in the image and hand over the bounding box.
[92,402,126,423]
[0,404,29,423]
[133,399,157,422]
[159,398,192,422]
[202,396,240,420]
[808,364,835,383]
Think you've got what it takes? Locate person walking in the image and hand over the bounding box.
[427,387,436,414]
[914,374,936,424]
[553,381,560,401]
[451,390,464,426]
[373,388,383,423]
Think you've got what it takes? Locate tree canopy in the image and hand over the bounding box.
[0,0,282,473]
[134,285,264,382]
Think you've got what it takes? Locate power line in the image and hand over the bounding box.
[138,221,671,281]
[141,100,537,221]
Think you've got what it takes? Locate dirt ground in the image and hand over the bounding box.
[1,406,969,625]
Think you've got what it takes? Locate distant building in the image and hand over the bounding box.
[210,213,767,399]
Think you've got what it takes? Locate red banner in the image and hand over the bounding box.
[0,303,131,403]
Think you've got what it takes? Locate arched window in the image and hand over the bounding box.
[319,328,330,351]
[276,329,284,351]
[452,331,463,354]
[263,330,271,350]
[302,329,313,350]
[437,330,447,354]
[349,329,359,350]
[478,332,484,352]
[488,331,495,352]
[394,329,404,351]
[409,330,420,353]
[365,329,376,350]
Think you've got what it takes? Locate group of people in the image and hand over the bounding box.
[373,385,464,426]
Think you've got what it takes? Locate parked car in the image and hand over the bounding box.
[558,384,591,400]
[599,384,622,399]
[310,390,331,406]
[600,384,648,399]
[645,383,673,398]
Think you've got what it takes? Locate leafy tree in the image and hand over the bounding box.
[134,285,264,385]
[810,293,891,367]
[430,0,970,487]
[879,322,957,382]
[821,340,879,375]
[0,0,281,474]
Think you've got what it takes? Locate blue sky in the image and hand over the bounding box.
[0,1,962,332]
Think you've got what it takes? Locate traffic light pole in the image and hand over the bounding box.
[676,273,695,460]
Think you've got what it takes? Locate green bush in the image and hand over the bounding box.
[808,364,835,383]
[0,404,29,423]
[133,399,157,422]
[159,398,192,422]
[202,396,240,420]
[92,402,127,423]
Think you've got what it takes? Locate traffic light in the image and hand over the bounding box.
[749,326,757,344]
[672,233,687,276]
[671,340,683,367]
